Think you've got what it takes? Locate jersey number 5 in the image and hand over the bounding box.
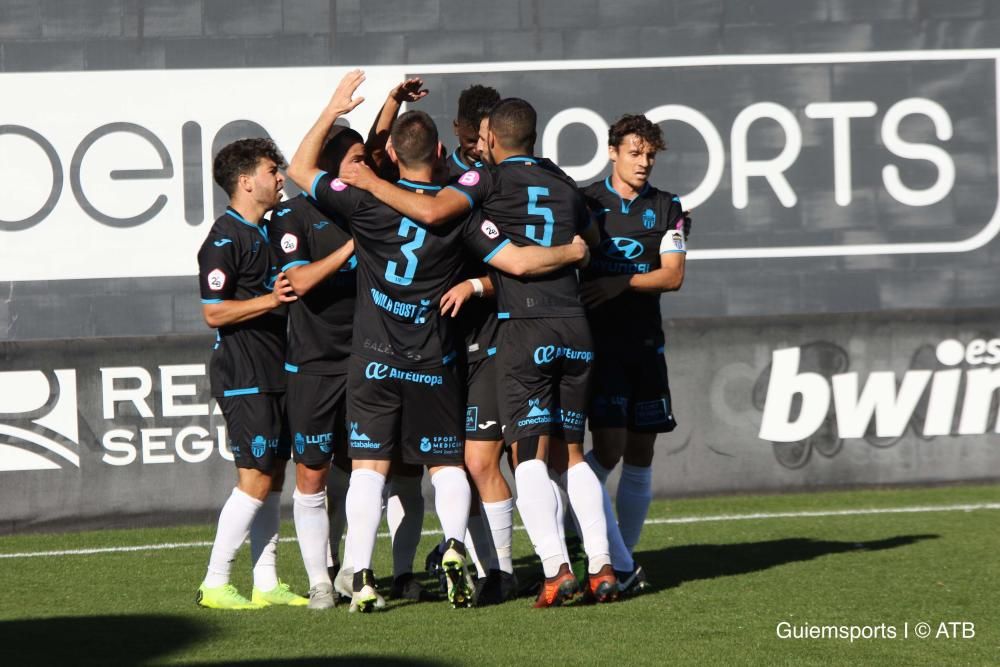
[526,186,554,247]
[385,218,426,286]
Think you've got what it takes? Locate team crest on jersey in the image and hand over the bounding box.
[207,269,226,291]
[458,170,480,186]
[480,219,500,239]
[331,178,348,192]
[642,208,656,229]
[671,230,685,251]
[280,233,298,253]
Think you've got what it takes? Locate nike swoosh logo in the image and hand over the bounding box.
[213,239,233,247]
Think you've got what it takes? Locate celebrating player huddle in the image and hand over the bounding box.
[195,70,690,612]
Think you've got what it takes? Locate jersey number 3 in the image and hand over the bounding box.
[385,217,426,286]
[526,186,554,247]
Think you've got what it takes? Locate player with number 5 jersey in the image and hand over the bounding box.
[287,72,590,612]
[339,97,618,607]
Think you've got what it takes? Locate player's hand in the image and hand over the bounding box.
[571,235,590,268]
[392,78,428,104]
[580,275,630,309]
[339,161,377,191]
[271,272,298,304]
[440,280,475,317]
[328,69,366,116]
[676,209,693,238]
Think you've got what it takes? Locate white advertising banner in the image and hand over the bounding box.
[0,66,402,281]
[2,50,1000,281]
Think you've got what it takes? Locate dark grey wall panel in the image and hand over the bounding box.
[2,309,997,532]
[2,2,1000,342]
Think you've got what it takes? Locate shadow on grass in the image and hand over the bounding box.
[639,534,940,590]
[500,534,939,599]
[0,614,206,665]
[0,615,450,666]
[186,660,444,666]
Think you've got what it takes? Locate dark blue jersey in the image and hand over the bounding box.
[446,150,500,363]
[581,178,687,342]
[269,195,356,376]
[197,207,286,397]
[446,149,474,182]
[446,156,590,319]
[311,171,509,370]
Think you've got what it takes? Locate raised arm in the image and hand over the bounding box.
[287,69,366,194]
[339,162,472,225]
[366,78,428,170]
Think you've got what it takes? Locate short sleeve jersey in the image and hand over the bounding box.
[268,194,356,375]
[447,150,500,363]
[197,208,287,397]
[311,172,509,370]
[581,178,687,341]
[446,156,589,319]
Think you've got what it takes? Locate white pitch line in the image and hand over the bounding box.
[2,502,998,560]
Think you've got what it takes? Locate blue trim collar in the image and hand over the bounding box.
[603,177,650,214]
[501,155,538,165]
[226,207,269,241]
[450,151,469,172]
[397,178,442,191]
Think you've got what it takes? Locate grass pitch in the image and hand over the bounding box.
[1,484,998,666]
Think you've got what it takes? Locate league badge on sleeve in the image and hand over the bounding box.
[480,219,500,239]
[331,178,348,192]
[280,233,298,253]
[458,171,480,186]
[207,269,226,291]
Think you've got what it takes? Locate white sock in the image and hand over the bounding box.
[341,529,355,576]
[514,459,566,578]
[250,491,281,591]
[549,478,571,565]
[482,498,514,574]
[326,465,350,567]
[345,468,386,572]
[617,463,653,552]
[585,450,633,572]
[431,466,471,543]
[566,462,611,574]
[204,487,262,588]
[387,473,425,578]
[293,488,331,587]
[465,513,493,578]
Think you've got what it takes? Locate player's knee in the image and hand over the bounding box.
[623,437,655,467]
[464,451,495,481]
[593,432,627,469]
[295,463,329,494]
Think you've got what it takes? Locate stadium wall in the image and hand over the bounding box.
[2,1,1000,529]
[3,307,998,532]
